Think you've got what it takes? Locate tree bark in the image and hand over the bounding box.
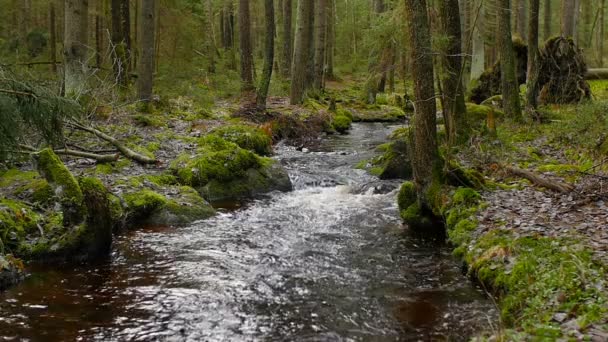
[544,0,552,40]
[326,0,336,80]
[63,0,89,96]
[404,0,441,204]
[313,0,327,90]
[50,2,58,73]
[599,0,606,67]
[561,0,578,38]
[256,0,275,110]
[439,0,467,144]
[470,0,485,80]
[281,0,292,78]
[515,0,527,40]
[111,0,129,85]
[239,0,254,91]
[497,0,522,118]
[290,0,314,104]
[137,0,155,103]
[526,0,541,114]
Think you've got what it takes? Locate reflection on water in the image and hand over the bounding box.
[0,123,496,341]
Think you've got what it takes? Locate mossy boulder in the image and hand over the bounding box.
[209,124,273,156]
[374,139,411,180]
[200,159,292,203]
[171,136,292,203]
[0,198,41,252]
[147,186,216,226]
[466,103,504,123]
[332,114,352,134]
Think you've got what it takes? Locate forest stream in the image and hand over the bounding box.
[0,123,497,341]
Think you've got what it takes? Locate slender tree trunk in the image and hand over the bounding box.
[404,0,441,205]
[19,0,32,48]
[64,0,89,96]
[256,0,275,110]
[206,0,217,73]
[50,2,58,73]
[120,0,131,69]
[526,0,540,114]
[313,0,327,90]
[498,0,522,118]
[599,0,606,67]
[111,0,129,85]
[515,0,527,40]
[290,0,314,104]
[137,0,155,103]
[561,0,578,38]
[281,0,292,77]
[544,0,552,40]
[470,0,485,80]
[326,0,336,80]
[304,1,316,90]
[439,0,467,144]
[239,0,254,91]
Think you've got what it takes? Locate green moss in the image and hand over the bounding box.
[332,114,352,134]
[95,163,114,175]
[397,181,416,211]
[452,188,481,206]
[209,124,273,156]
[133,114,165,127]
[108,194,124,224]
[0,199,41,251]
[466,103,504,123]
[0,169,38,187]
[336,108,354,120]
[124,189,167,218]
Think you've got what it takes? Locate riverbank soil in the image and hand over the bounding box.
[437,81,608,339]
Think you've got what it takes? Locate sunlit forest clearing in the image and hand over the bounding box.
[0,0,608,340]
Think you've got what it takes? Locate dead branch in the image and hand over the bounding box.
[0,88,37,97]
[53,149,119,163]
[506,166,575,193]
[68,122,158,164]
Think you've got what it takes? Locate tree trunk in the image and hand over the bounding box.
[63,0,89,96]
[470,0,485,80]
[561,0,578,38]
[137,0,155,103]
[120,0,131,69]
[290,0,313,104]
[544,0,552,40]
[281,0,292,77]
[50,2,58,73]
[304,1,316,90]
[326,0,335,80]
[498,0,522,118]
[515,0,527,40]
[256,0,275,110]
[19,0,32,48]
[404,0,441,205]
[313,0,327,90]
[526,0,541,114]
[439,0,467,144]
[111,0,129,85]
[599,0,606,67]
[239,0,254,91]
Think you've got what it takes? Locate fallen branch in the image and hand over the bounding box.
[54,149,119,163]
[0,88,37,98]
[68,122,158,164]
[506,166,575,193]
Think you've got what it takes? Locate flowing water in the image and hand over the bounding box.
[0,123,497,341]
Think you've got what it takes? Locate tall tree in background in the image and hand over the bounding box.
[313,0,327,90]
[290,0,314,104]
[544,0,552,39]
[239,0,254,91]
[404,0,440,206]
[281,0,292,78]
[561,0,579,39]
[111,0,130,85]
[63,0,89,96]
[49,1,58,73]
[137,0,156,103]
[326,0,336,80]
[497,0,522,118]
[598,0,605,67]
[470,0,485,81]
[515,0,527,40]
[439,0,467,144]
[527,0,541,114]
[256,0,275,110]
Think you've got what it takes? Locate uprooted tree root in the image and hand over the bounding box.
[470,36,591,105]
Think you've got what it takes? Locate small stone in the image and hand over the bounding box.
[552,312,568,323]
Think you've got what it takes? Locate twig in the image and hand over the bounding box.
[54,149,119,163]
[506,166,575,193]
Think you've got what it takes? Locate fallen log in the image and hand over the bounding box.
[506,166,574,193]
[586,68,608,80]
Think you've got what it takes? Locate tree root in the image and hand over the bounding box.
[506,166,575,193]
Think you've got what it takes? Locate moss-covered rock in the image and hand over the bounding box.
[0,198,41,252]
[0,254,24,291]
[33,149,85,226]
[466,103,504,123]
[332,114,352,134]
[397,181,417,211]
[209,124,273,156]
[146,186,216,226]
[200,159,292,203]
[374,139,412,179]
[124,189,168,221]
